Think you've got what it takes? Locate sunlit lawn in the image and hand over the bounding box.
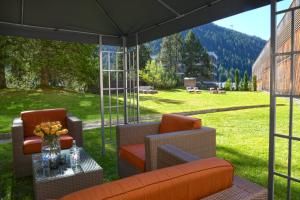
[0,88,299,199]
[197,104,300,199]
[0,88,286,133]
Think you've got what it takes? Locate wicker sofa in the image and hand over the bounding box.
[60,157,234,200]
[60,156,267,200]
[12,108,83,178]
[157,144,267,200]
[116,114,216,177]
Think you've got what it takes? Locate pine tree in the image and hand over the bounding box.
[243,71,249,91]
[159,33,183,73]
[234,69,239,91]
[217,65,225,87]
[183,30,212,80]
[229,67,235,80]
[139,44,151,70]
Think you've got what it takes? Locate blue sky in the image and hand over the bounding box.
[214,0,292,40]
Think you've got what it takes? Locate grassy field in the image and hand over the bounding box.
[1,88,300,199]
[0,88,284,133]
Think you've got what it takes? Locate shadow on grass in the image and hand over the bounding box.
[0,143,33,200]
[139,96,184,105]
[0,89,160,133]
[217,145,298,199]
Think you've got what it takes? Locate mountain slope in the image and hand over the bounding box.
[148,23,266,77]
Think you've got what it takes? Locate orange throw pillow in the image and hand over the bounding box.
[159,114,202,134]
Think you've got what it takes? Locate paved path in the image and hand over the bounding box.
[0,103,285,144]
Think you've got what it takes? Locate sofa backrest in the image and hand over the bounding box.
[21,108,67,137]
[159,114,202,134]
[60,157,233,200]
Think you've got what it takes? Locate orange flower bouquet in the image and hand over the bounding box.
[34,121,68,141]
[34,121,68,168]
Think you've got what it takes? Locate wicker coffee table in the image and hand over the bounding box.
[32,148,103,200]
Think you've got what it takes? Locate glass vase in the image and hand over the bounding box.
[41,136,61,169]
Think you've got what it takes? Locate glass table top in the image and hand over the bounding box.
[32,148,102,182]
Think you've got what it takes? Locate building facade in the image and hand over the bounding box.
[252,0,300,95]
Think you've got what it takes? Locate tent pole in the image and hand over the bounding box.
[136,34,140,122]
[99,35,106,156]
[268,0,276,199]
[123,37,128,124]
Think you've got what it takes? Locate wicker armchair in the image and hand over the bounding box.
[116,116,216,178]
[157,144,268,200]
[12,108,83,178]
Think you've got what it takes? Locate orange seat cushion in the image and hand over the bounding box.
[60,157,234,200]
[119,144,145,172]
[159,114,202,134]
[21,108,67,137]
[23,135,73,155]
[23,136,43,154]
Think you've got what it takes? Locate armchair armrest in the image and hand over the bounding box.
[11,118,24,144]
[12,118,25,165]
[157,144,198,169]
[145,126,216,171]
[67,115,83,147]
[116,122,160,150]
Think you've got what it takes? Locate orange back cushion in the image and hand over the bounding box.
[60,157,233,200]
[21,108,67,137]
[159,114,201,134]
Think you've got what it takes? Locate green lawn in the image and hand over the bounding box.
[1,88,299,199]
[0,88,285,133]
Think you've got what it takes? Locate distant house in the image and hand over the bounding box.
[252,0,300,94]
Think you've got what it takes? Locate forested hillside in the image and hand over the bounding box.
[0,23,265,91]
[148,23,266,76]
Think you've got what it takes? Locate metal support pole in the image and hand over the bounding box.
[128,50,132,122]
[108,52,113,141]
[99,35,106,156]
[136,34,140,122]
[116,53,119,124]
[287,10,295,200]
[132,51,136,122]
[123,37,128,124]
[268,1,276,199]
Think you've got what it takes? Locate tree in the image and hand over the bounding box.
[234,69,240,91]
[0,36,12,89]
[140,60,177,89]
[224,78,232,91]
[183,30,212,80]
[139,44,151,70]
[0,36,30,89]
[229,67,235,80]
[242,71,249,91]
[159,33,183,73]
[23,39,98,89]
[252,75,257,91]
[217,65,225,87]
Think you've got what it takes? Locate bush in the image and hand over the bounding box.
[224,78,232,91]
[140,60,178,89]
